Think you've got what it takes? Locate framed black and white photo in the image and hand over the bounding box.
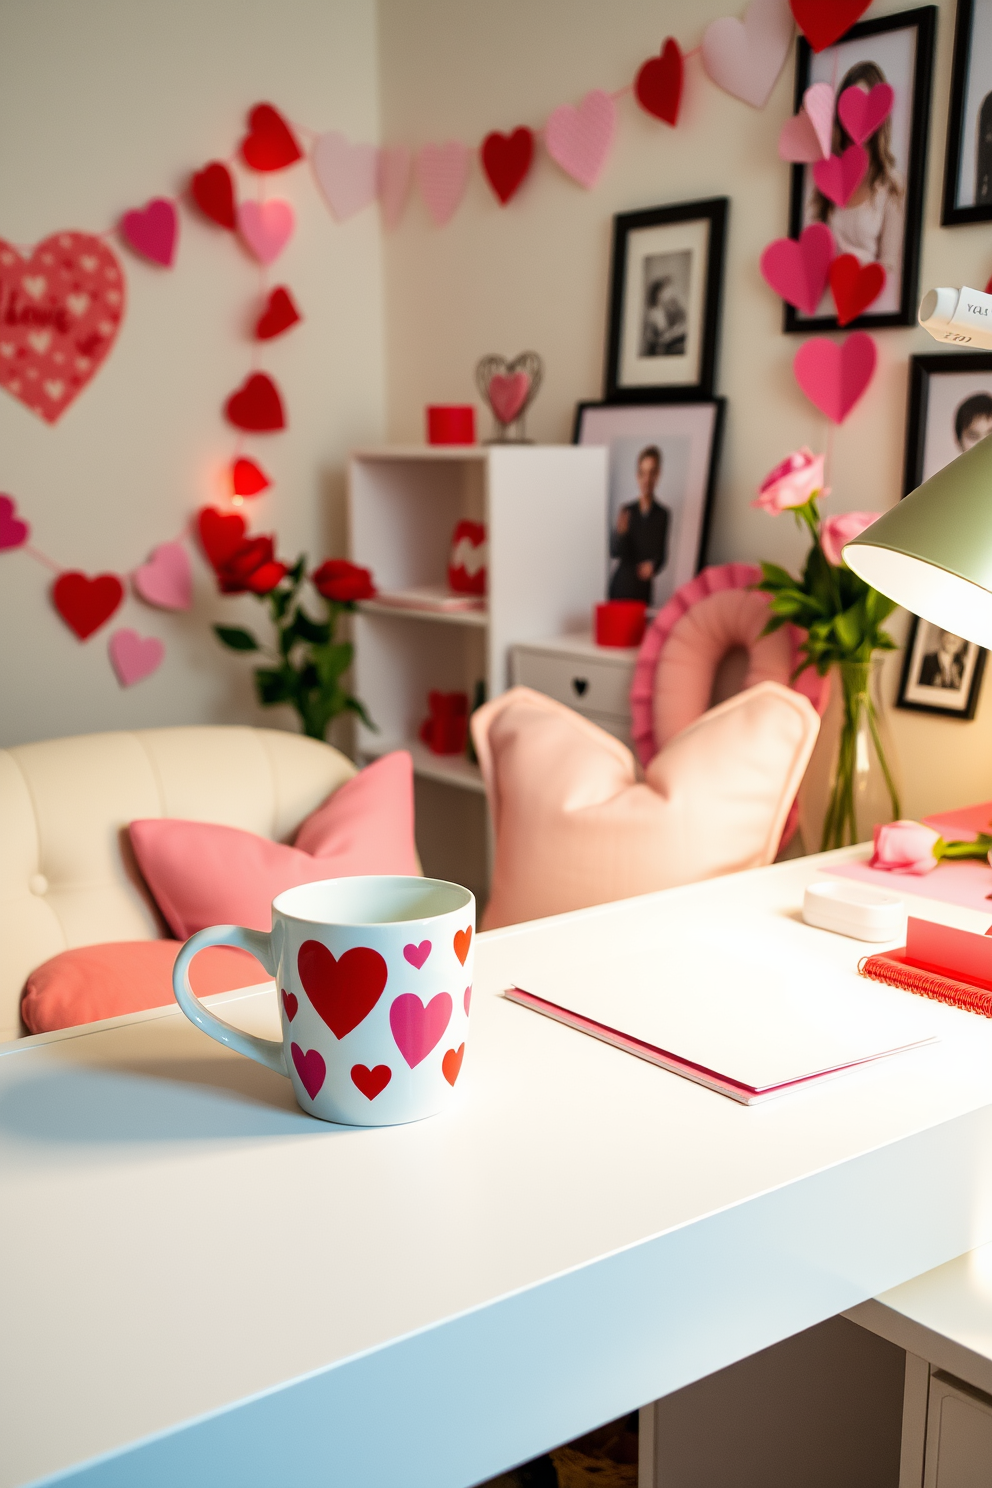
[573,399,724,610]
[604,198,727,402]
[942,0,992,224]
[785,7,936,332]
[897,616,986,717]
[903,351,992,492]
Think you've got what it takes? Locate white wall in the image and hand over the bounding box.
[0,0,386,747]
[378,0,992,821]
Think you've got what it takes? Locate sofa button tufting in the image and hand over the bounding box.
[29,874,49,896]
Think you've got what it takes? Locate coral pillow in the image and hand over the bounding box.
[21,940,265,1035]
[471,683,819,930]
[129,750,418,939]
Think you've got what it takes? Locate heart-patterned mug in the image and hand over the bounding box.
[172,875,475,1126]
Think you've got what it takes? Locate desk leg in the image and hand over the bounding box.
[899,1352,929,1488]
[638,1404,656,1488]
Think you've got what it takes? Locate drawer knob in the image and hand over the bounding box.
[571,677,589,697]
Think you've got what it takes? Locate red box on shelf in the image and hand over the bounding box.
[426,405,476,446]
[595,601,647,648]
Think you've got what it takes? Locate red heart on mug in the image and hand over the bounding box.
[224,372,285,432]
[282,989,298,1022]
[453,927,472,966]
[789,0,871,52]
[291,1042,326,1100]
[255,286,301,341]
[829,254,885,326]
[240,103,302,172]
[635,39,683,126]
[191,162,236,230]
[52,571,124,640]
[480,128,534,205]
[298,941,388,1039]
[442,1044,465,1087]
[351,1063,392,1101]
[197,506,247,567]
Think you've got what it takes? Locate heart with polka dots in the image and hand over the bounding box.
[0,233,126,424]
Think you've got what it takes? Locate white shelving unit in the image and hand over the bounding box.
[349,444,608,898]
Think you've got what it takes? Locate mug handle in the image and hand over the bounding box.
[172,925,288,1077]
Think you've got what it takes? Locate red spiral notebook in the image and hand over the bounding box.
[860,916,992,1018]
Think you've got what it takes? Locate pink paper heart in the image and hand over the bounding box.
[779,109,825,163]
[389,991,452,1069]
[488,371,530,424]
[312,132,379,221]
[108,628,165,687]
[416,142,470,226]
[701,0,794,110]
[812,144,868,207]
[803,84,835,158]
[120,198,178,267]
[403,940,432,970]
[759,223,835,314]
[291,1042,326,1101]
[380,146,412,231]
[793,331,877,424]
[838,82,894,146]
[545,90,616,189]
[0,494,29,551]
[133,541,192,611]
[237,200,295,265]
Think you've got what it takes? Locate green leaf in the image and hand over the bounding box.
[315,641,353,687]
[833,603,865,653]
[214,625,259,652]
[758,561,798,590]
[292,609,332,645]
[255,667,294,705]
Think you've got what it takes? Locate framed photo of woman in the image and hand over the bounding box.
[784,7,936,332]
[942,0,992,223]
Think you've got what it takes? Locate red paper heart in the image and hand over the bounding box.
[351,1063,392,1101]
[442,1044,465,1087]
[52,571,124,640]
[231,458,271,497]
[191,162,236,230]
[812,144,869,208]
[0,233,126,425]
[298,941,388,1039]
[240,103,302,172]
[0,495,29,551]
[197,506,247,566]
[759,223,835,314]
[281,989,298,1021]
[453,926,472,966]
[291,1042,326,1100]
[635,39,684,126]
[119,199,178,267]
[480,128,534,206]
[789,0,871,52]
[829,254,885,326]
[224,372,285,432]
[255,286,301,340]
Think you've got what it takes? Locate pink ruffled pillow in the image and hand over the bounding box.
[471,684,819,930]
[130,751,419,939]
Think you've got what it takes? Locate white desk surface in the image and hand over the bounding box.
[6,850,992,1488]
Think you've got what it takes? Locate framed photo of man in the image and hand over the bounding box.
[784,7,936,332]
[942,0,992,224]
[573,399,725,611]
[604,198,728,402]
[897,617,986,717]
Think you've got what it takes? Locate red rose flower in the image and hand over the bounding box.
[312,558,376,602]
[215,535,287,595]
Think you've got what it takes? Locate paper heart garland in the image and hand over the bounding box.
[545,90,616,189]
[635,39,684,127]
[789,0,871,52]
[829,254,885,326]
[240,103,302,172]
[351,1064,392,1100]
[133,541,192,610]
[380,146,412,231]
[255,286,301,340]
[416,142,470,226]
[231,457,271,497]
[480,128,534,205]
[812,144,868,206]
[837,83,894,145]
[120,199,178,267]
[291,1042,326,1100]
[0,233,126,424]
[237,200,294,265]
[109,627,165,687]
[52,571,124,640]
[224,372,285,432]
[793,331,877,423]
[198,507,247,567]
[190,162,236,230]
[389,992,452,1069]
[701,0,794,110]
[779,83,834,162]
[297,941,388,1039]
[0,495,29,551]
[759,223,834,314]
[312,132,379,221]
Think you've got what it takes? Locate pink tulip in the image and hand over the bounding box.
[820,510,882,567]
[753,447,826,513]
[870,820,940,875]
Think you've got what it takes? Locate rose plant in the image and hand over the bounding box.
[198,507,376,742]
[871,819,992,875]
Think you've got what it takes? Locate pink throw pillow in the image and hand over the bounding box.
[129,751,418,939]
[21,941,265,1035]
[471,684,819,930]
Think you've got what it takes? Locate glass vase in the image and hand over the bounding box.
[798,657,902,853]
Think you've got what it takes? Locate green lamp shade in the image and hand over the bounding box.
[843,432,992,648]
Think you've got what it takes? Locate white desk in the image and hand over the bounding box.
[5,851,992,1488]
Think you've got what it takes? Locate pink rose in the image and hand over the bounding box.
[753,447,826,513]
[870,820,940,875]
[820,511,882,567]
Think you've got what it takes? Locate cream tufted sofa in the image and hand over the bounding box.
[0,726,357,1042]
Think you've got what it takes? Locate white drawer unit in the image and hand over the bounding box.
[510,632,639,748]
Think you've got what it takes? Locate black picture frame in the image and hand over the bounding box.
[572,397,725,609]
[897,614,987,717]
[604,198,728,403]
[784,6,936,333]
[942,0,992,224]
[903,350,992,492]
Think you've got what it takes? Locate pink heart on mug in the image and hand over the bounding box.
[759,223,834,314]
[389,992,452,1069]
[403,940,432,970]
[133,541,192,611]
[291,1042,326,1100]
[237,200,295,265]
[0,495,29,551]
[837,82,894,146]
[793,332,877,424]
[545,90,616,189]
[812,144,868,207]
[488,372,530,424]
[108,628,165,687]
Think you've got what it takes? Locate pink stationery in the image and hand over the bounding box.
[825,802,992,913]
